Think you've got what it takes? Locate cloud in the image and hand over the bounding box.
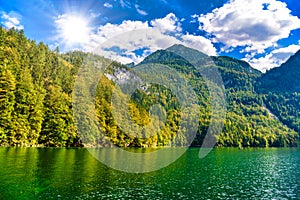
[87,13,218,63]
[104,3,113,8]
[181,34,217,56]
[90,20,149,46]
[159,0,168,4]
[198,0,300,54]
[190,14,199,23]
[135,4,148,16]
[243,43,300,72]
[1,11,23,30]
[150,13,182,33]
[89,19,180,63]
[94,28,180,64]
[52,13,216,64]
[119,0,131,8]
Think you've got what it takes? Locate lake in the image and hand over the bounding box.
[0,147,300,199]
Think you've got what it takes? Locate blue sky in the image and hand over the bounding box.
[0,0,300,72]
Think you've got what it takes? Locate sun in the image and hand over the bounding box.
[55,14,91,47]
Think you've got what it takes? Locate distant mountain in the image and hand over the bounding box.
[258,50,300,134]
[142,45,261,91]
[167,44,261,75]
[167,44,208,65]
[211,56,261,75]
[210,56,261,91]
[137,45,298,147]
[260,50,300,93]
[125,62,135,68]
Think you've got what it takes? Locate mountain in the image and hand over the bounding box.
[258,50,300,134]
[260,50,300,93]
[0,27,299,148]
[140,47,196,75]
[137,45,298,147]
[211,56,261,75]
[167,44,208,65]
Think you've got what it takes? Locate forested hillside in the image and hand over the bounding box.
[260,50,300,93]
[140,45,298,148]
[0,27,79,146]
[259,50,300,135]
[0,27,299,148]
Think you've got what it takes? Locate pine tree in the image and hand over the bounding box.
[40,85,77,147]
[0,67,16,144]
[11,67,34,145]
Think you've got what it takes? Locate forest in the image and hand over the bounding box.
[0,27,299,148]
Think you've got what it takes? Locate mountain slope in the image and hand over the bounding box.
[211,56,261,75]
[258,50,300,134]
[137,45,298,147]
[260,50,300,93]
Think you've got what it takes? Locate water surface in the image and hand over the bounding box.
[0,147,299,199]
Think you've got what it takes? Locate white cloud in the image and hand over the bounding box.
[88,14,217,64]
[53,13,216,64]
[198,0,300,54]
[135,4,148,16]
[191,14,199,19]
[190,14,199,23]
[104,3,113,8]
[119,0,131,8]
[243,43,300,72]
[90,20,180,63]
[150,13,182,33]
[90,20,149,48]
[95,29,180,63]
[1,11,23,30]
[181,34,217,56]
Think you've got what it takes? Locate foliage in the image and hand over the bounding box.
[0,26,299,147]
[0,27,78,146]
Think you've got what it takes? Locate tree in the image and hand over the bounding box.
[40,85,77,147]
[0,67,16,144]
[11,67,35,145]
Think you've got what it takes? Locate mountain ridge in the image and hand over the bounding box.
[260,50,300,93]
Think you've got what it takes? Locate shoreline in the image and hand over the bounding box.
[0,145,298,149]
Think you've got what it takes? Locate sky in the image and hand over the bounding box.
[0,0,300,72]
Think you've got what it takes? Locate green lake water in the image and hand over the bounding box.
[0,147,300,199]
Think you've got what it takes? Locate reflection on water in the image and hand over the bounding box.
[87,147,188,173]
[0,147,300,199]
